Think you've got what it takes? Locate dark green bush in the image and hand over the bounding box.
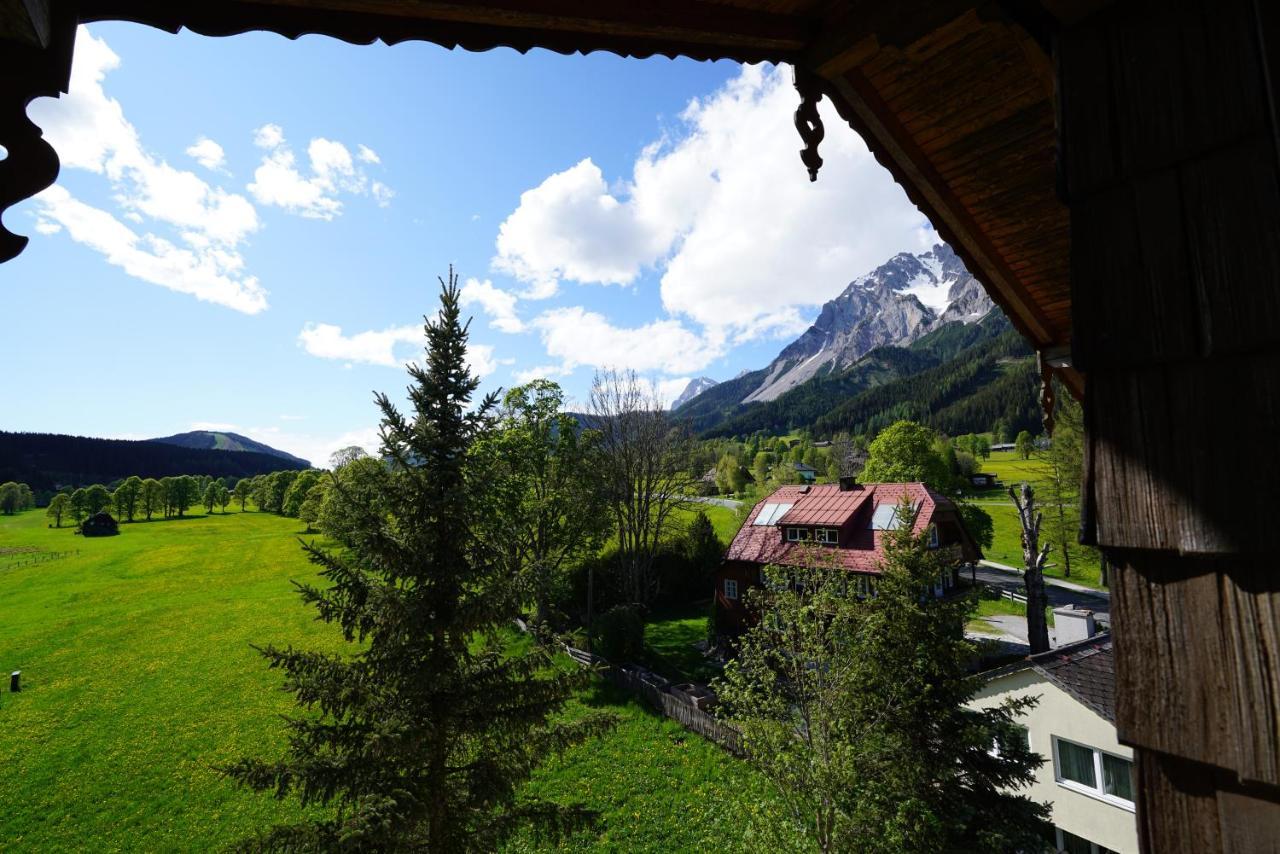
[591,604,645,662]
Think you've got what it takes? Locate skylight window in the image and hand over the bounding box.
[752,502,794,526]
[870,501,920,531]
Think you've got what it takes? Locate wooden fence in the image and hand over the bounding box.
[0,549,78,572]
[562,643,744,756]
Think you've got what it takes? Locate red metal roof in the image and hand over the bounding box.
[726,482,971,574]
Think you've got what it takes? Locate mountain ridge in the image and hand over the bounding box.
[150,430,310,467]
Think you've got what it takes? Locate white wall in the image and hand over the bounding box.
[969,668,1139,854]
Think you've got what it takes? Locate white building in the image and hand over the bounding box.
[969,636,1137,854]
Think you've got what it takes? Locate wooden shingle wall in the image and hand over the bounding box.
[1061,0,1280,849]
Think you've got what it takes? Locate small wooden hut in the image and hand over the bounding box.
[80,511,118,537]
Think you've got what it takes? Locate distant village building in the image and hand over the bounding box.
[969,472,999,488]
[80,512,119,537]
[968,637,1136,854]
[715,480,981,633]
[791,461,818,483]
[990,442,1017,453]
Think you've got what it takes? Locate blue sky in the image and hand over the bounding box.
[5,23,933,466]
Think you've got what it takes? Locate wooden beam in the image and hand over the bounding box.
[818,58,1061,350]
[79,0,816,62]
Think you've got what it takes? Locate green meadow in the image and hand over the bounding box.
[972,450,1104,588]
[0,508,789,852]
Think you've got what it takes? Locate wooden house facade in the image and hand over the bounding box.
[3,1,1278,849]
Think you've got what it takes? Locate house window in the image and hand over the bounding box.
[724,579,738,600]
[786,527,812,542]
[1052,737,1135,809]
[814,527,839,544]
[928,525,939,548]
[1054,827,1120,854]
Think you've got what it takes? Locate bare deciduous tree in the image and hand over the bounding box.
[1010,482,1052,654]
[586,368,696,608]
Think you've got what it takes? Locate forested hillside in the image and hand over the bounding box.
[688,312,1040,440]
[0,432,308,494]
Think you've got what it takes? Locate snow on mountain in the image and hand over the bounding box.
[672,376,719,409]
[741,243,992,403]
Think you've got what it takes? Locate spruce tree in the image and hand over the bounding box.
[225,272,614,851]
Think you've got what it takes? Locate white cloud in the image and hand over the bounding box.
[460,277,523,333]
[298,322,420,367]
[298,320,506,378]
[530,306,723,375]
[512,364,569,385]
[27,27,266,313]
[34,185,269,314]
[357,144,380,164]
[186,137,226,171]
[253,123,285,149]
[249,126,392,219]
[494,63,932,341]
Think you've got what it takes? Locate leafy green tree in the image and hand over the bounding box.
[718,515,1049,852]
[84,484,111,516]
[861,421,953,489]
[844,503,1050,849]
[282,470,321,518]
[1015,430,1034,460]
[262,470,297,514]
[225,274,614,850]
[69,488,90,525]
[716,551,865,852]
[0,481,21,515]
[715,452,747,495]
[477,379,608,627]
[113,476,142,522]
[315,456,391,547]
[18,483,34,510]
[203,482,219,514]
[165,476,197,518]
[297,478,328,533]
[232,478,252,511]
[140,478,163,521]
[1037,387,1090,580]
[216,483,231,514]
[46,493,70,527]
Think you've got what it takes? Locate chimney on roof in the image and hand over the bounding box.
[838,475,858,492]
[1052,605,1097,646]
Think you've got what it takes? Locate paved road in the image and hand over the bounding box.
[965,562,1111,625]
[689,496,744,509]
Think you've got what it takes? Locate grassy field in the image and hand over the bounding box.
[0,508,788,852]
[969,451,1105,589]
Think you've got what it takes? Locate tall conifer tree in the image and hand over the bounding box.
[225,272,613,851]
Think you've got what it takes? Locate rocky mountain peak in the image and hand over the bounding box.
[741,243,992,403]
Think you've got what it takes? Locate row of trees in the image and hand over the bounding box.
[44,475,227,528]
[0,481,35,514]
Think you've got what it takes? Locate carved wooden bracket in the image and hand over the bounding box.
[1037,351,1057,436]
[793,66,825,181]
[0,5,75,265]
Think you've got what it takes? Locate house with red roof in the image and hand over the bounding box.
[715,478,982,633]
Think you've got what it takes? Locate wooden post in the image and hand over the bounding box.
[9,671,19,692]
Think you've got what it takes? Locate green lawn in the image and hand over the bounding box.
[967,589,1055,636]
[641,601,720,683]
[0,508,787,852]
